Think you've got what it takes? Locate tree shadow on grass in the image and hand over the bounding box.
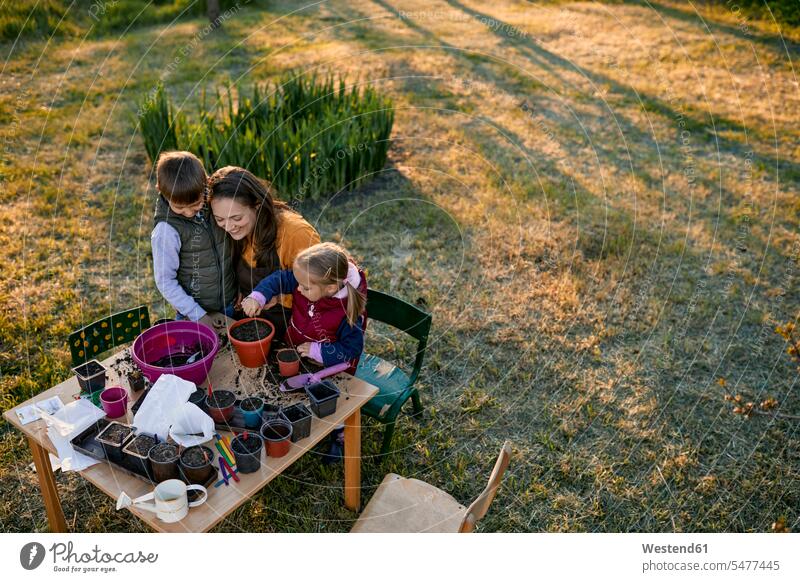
[635,0,800,54]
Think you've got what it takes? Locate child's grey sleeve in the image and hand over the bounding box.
[151,222,206,321]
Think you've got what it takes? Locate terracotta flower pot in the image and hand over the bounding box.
[227,318,275,368]
[276,349,300,377]
[259,419,292,458]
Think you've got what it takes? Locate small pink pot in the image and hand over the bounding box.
[100,387,129,418]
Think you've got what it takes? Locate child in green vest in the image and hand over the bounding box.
[151,151,237,329]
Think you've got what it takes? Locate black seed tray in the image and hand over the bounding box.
[71,419,217,497]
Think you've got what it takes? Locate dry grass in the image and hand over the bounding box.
[1,0,799,532]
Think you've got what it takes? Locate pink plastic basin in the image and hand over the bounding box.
[132,321,219,386]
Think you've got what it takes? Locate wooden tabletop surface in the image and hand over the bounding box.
[3,346,378,532]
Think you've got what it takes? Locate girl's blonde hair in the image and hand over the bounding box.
[294,242,366,326]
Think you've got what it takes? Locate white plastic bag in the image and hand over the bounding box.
[39,398,106,472]
[168,403,215,447]
[132,374,197,441]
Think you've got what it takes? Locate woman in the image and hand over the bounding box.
[207,166,320,337]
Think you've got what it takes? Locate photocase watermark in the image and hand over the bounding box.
[19,542,46,570]
[19,541,158,573]
[397,9,529,39]
[88,0,120,23]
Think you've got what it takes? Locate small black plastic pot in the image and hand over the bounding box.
[122,433,157,479]
[148,442,180,483]
[127,369,146,392]
[305,380,340,418]
[188,389,209,413]
[262,403,284,422]
[72,359,107,393]
[281,403,312,442]
[230,433,264,474]
[94,421,134,464]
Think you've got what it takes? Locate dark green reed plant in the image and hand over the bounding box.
[137,82,183,164]
[138,73,394,200]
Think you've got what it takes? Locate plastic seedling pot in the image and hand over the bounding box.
[179,445,215,485]
[148,442,180,483]
[205,389,236,423]
[276,349,300,377]
[188,389,209,413]
[238,396,265,429]
[122,433,157,480]
[95,421,134,464]
[72,359,107,393]
[305,381,340,418]
[262,403,284,422]
[127,369,146,392]
[259,419,293,458]
[230,433,263,473]
[281,403,312,442]
[100,386,128,419]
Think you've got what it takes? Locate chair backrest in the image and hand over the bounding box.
[365,289,432,384]
[459,440,512,533]
[69,305,151,367]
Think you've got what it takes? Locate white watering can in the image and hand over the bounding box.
[116,479,207,523]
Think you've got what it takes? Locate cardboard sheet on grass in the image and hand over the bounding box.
[133,374,214,447]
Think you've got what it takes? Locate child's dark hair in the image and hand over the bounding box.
[207,166,291,270]
[294,242,366,327]
[156,151,207,206]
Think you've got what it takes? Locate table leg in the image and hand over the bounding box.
[27,436,68,532]
[343,409,361,512]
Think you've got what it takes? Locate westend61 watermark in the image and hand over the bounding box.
[19,541,158,573]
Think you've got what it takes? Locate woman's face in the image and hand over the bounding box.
[210,197,258,241]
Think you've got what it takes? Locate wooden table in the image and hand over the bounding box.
[3,348,378,532]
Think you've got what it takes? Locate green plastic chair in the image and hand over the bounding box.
[68,305,151,367]
[355,290,432,457]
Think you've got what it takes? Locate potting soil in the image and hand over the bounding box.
[277,350,299,362]
[282,405,310,422]
[182,446,212,467]
[98,423,133,445]
[240,397,263,411]
[76,360,104,377]
[262,424,290,440]
[126,435,156,457]
[230,320,273,342]
[232,435,262,454]
[207,390,235,408]
[149,344,202,368]
[149,443,178,462]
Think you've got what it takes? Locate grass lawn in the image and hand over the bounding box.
[1,0,799,532]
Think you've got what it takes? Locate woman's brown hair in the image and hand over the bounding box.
[207,166,291,270]
[294,242,366,327]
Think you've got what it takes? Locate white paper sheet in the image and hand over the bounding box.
[39,398,107,472]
